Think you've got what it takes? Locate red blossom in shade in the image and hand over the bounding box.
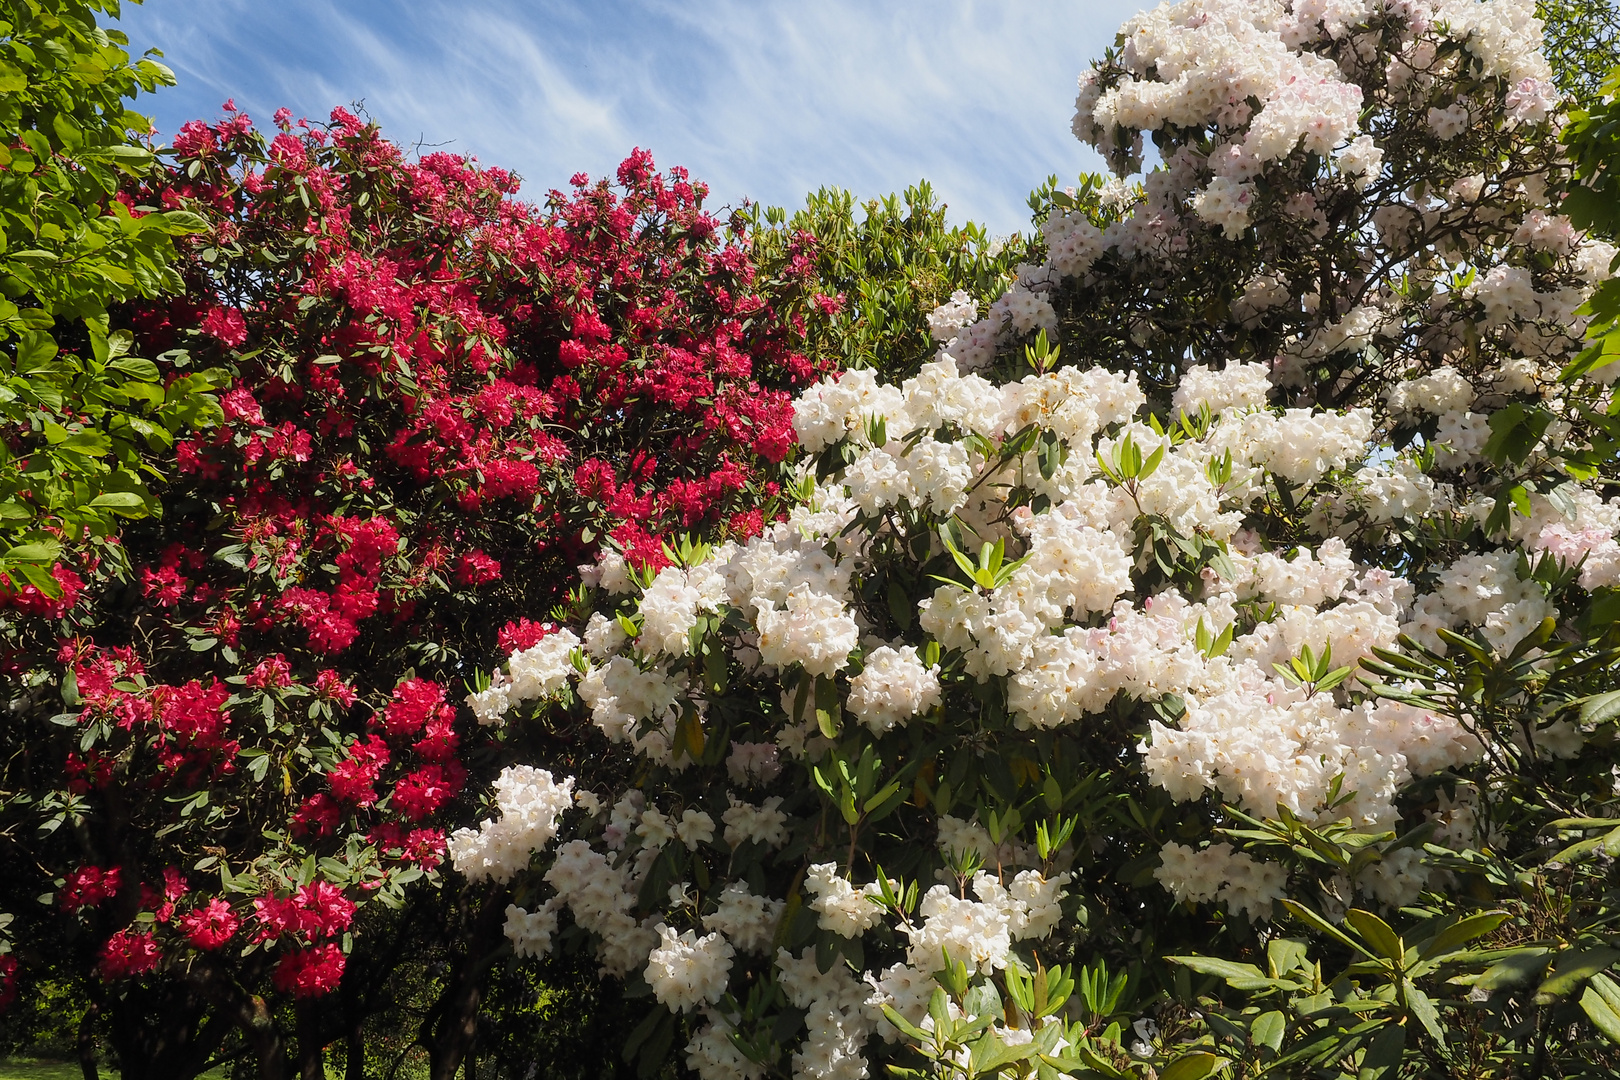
[327,734,389,805]
[154,679,232,748]
[253,881,355,943]
[2,562,84,618]
[0,955,16,1011]
[245,654,293,689]
[403,829,448,869]
[291,792,342,838]
[312,669,357,707]
[412,710,459,762]
[180,899,240,950]
[141,564,189,606]
[453,550,501,587]
[271,944,346,998]
[221,386,265,425]
[482,458,540,501]
[99,929,162,981]
[61,865,122,911]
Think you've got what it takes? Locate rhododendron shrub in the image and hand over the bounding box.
[463,3,1620,1077]
[0,107,815,1077]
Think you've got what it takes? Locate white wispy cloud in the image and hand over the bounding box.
[117,0,1146,234]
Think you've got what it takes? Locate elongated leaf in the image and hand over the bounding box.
[1420,911,1509,960]
[1404,981,1445,1047]
[1582,985,1620,1046]
[1345,909,1403,964]
[1578,689,1620,727]
[1159,1052,1228,1080]
[1537,947,1620,1001]
[1467,947,1551,990]
[1167,956,1276,990]
[1282,899,1371,957]
[1357,1022,1406,1080]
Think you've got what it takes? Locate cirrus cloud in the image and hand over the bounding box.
[116,0,1145,234]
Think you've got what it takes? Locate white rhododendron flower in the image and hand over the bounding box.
[450,1,1620,1073]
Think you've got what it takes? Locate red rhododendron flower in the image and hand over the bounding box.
[245,654,293,689]
[253,881,355,942]
[2,563,84,618]
[271,943,346,998]
[99,929,162,981]
[379,678,444,737]
[291,792,342,838]
[200,306,248,347]
[0,955,16,1011]
[391,762,467,821]
[180,899,240,950]
[412,710,459,762]
[155,679,232,748]
[454,550,501,587]
[61,865,122,911]
[497,618,553,654]
[312,669,357,706]
[327,734,389,805]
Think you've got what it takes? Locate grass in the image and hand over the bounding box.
[0,1059,241,1080]
[0,1060,107,1080]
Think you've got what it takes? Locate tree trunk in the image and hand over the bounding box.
[296,1000,326,1080]
[345,1019,366,1080]
[77,1000,99,1080]
[103,976,222,1080]
[425,885,507,1080]
[241,994,289,1080]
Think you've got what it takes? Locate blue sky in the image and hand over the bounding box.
[113,0,1149,236]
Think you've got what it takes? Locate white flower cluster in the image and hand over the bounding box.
[503,901,558,958]
[1154,842,1289,921]
[455,4,1620,1077]
[926,289,978,342]
[647,924,736,1013]
[846,645,941,733]
[447,766,574,883]
[465,627,579,725]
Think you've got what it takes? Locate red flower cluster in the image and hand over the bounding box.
[271,943,346,999]
[16,104,824,1018]
[98,929,161,981]
[253,880,355,943]
[61,865,122,911]
[179,899,239,950]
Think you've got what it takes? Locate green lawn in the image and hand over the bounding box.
[0,1060,239,1080]
[0,1060,105,1080]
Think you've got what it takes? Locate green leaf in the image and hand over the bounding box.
[1581,984,1620,1046]
[1404,981,1444,1047]
[1537,947,1620,1001]
[1282,899,1371,957]
[1167,956,1275,990]
[1419,911,1509,960]
[3,540,62,564]
[87,491,147,511]
[1467,947,1551,990]
[1250,1010,1286,1052]
[1577,689,1620,728]
[1345,909,1404,964]
[1356,1022,1406,1080]
[1158,1052,1228,1080]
